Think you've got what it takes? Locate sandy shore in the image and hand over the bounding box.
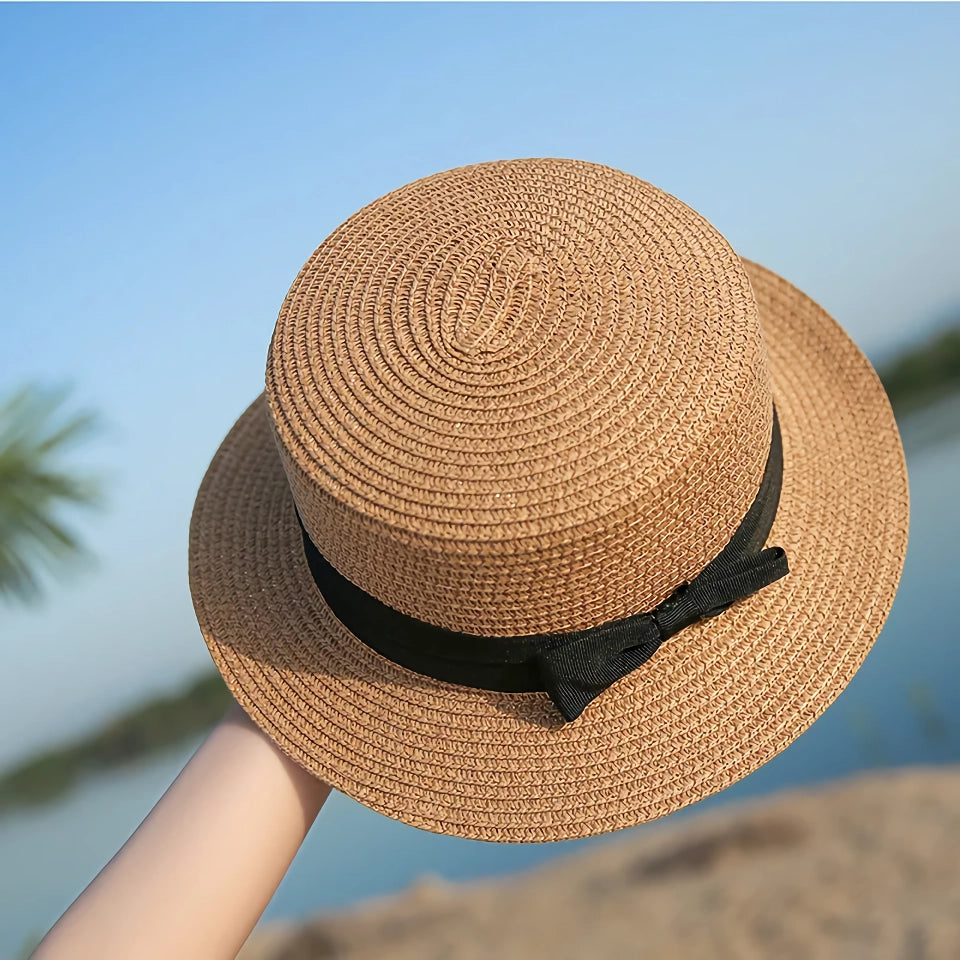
[239,766,960,959]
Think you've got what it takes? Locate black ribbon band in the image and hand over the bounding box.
[297,411,789,723]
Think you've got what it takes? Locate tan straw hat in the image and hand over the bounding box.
[189,158,909,842]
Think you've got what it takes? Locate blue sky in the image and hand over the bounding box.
[1,2,959,766]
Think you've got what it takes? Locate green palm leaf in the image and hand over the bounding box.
[0,385,103,603]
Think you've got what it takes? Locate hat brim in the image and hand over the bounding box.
[188,260,908,842]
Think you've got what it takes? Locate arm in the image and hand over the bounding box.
[33,701,331,960]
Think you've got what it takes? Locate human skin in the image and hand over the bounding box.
[32,701,331,960]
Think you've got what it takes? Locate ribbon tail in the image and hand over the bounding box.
[537,618,663,722]
[545,678,598,723]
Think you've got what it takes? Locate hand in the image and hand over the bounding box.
[33,700,331,960]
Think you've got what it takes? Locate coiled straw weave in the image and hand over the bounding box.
[189,159,908,841]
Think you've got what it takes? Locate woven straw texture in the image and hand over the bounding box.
[189,159,908,842]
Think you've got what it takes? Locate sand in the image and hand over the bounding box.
[239,766,960,959]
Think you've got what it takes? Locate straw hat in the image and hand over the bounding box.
[189,158,909,842]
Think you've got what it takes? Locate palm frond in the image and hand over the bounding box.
[0,384,104,604]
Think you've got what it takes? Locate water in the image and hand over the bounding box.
[1,402,957,959]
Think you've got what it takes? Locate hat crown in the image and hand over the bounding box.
[266,159,772,635]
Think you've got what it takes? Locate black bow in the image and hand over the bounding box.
[535,544,789,721]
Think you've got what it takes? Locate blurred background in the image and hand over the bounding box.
[1,3,958,958]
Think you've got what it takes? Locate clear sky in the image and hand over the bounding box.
[1,2,959,766]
